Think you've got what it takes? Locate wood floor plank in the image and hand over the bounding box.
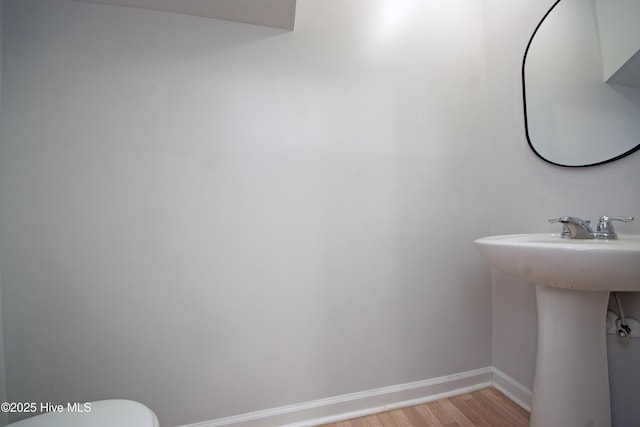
[466,390,517,427]
[449,394,495,427]
[428,400,458,425]
[337,418,362,427]
[413,403,446,426]
[388,408,414,427]
[403,406,435,426]
[314,387,529,427]
[438,398,476,427]
[358,414,385,427]
[477,388,528,426]
[374,410,397,427]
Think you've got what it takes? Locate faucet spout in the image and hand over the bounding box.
[553,216,594,239]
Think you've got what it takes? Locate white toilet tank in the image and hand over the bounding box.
[6,399,159,427]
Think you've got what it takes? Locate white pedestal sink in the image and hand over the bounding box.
[475,234,640,427]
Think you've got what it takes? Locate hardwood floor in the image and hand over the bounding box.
[316,387,529,427]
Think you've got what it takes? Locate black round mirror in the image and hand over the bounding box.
[522,0,640,167]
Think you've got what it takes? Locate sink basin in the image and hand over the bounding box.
[475,233,640,427]
[475,233,640,291]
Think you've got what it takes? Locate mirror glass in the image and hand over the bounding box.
[523,0,640,167]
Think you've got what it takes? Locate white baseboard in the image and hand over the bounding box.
[491,367,533,412]
[178,366,531,427]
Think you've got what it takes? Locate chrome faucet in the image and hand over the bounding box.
[549,216,594,239]
[548,216,634,240]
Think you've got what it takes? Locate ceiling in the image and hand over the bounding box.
[72,0,296,30]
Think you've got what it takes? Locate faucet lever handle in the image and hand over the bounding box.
[594,216,633,240]
[598,216,634,224]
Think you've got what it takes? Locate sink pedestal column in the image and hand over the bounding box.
[531,285,611,427]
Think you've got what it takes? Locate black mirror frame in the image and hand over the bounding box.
[522,0,640,167]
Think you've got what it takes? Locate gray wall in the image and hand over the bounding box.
[482,0,640,425]
[0,1,8,424]
[1,0,638,426]
[0,0,492,425]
